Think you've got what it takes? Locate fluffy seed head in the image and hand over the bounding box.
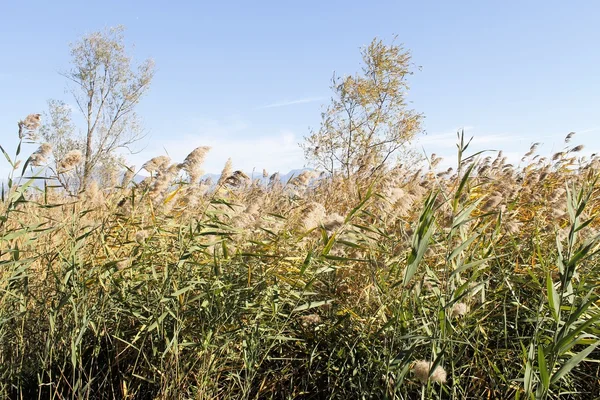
[18,114,41,139]
[29,143,53,167]
[291,170,318,186]
[571,145,584,153]
[323,213,345,232]
[135,230,149,244]
[121,166,135,188]
[482,195,503,212]
[217,158,233,186]
[530,142,540,152]
[301,202,327,230]
[226,170,250,187]
[150,163,180,200]
[565,131,575,143]
[268,172,281,189]
[505,220,522,235]
[142,156,171,173]
[181,146,210,185]
[413,360,447,384]
[300,314,321,327]
[58,150,83,171]
[116,259,130,271]
[450,302,468,317]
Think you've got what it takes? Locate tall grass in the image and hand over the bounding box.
[1,125,599,399]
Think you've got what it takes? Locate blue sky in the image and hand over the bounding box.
[1,1,599,176]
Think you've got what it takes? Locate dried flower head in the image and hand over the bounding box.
[217,158,233,186]
[413,360,447,384]
[302,202,327,230]
[28,143,53,167]
[116,259,130,271]
[121,166,135,188]
[430,157,442,169]
[268,172,281,189]
[85,181,101,204]
[570,145,584,153]
[300,314,322,327]
[482,195,503,212]
[225,170,250,187]
[135,230,149,244]
[505,220,522,235]
[565,131,575,143]
[58,150,83,171]
[150,163,180,201]
[323,213,345,232]
[450,302,468,318]
[181,146,210,185]
[142,156,171,173]
[437,167,453,177]
[530,142,540,152]
[18,113,41,140]
[298,170,319,185]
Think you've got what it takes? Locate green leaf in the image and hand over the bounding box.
[448,232,479,261]
[538,346,549,390]
[555,314,600,355]
[322,231,338,255]
[0,145,13,166]
[453,162,476,204]
[547,272,560,322]
[523,342,535,394]
[170,286,195,297]
[300,250,313,275]
[550,341,599,384]
[451,198,483,229]
[450,257,492,278]
[403,192,437,285]
[345,185,373,223]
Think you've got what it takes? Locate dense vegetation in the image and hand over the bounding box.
[1,121,599,399]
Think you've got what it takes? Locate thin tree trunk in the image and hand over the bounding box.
[82,98,94,191]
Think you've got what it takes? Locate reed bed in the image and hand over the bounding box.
[1,120,599,399]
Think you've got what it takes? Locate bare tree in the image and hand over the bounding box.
[41,25,155,191]
[302,38,422,181]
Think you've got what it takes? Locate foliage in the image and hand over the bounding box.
[302,37,422,183]
[41,26,154,192]
[1,117,599,399]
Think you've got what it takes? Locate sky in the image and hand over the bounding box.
[1,1,599,177]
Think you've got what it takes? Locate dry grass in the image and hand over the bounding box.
[1,127,599,399]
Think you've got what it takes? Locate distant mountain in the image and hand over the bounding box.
[195,168,313,185]
[0,168,316,191]
[279,168,313,183]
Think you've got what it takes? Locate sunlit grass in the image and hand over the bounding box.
[1,127,599,399]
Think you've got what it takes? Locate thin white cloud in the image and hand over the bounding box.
[127,118,305,174]
[259,96,325,109]
[578,127,600,135]
[417,131,516,147]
